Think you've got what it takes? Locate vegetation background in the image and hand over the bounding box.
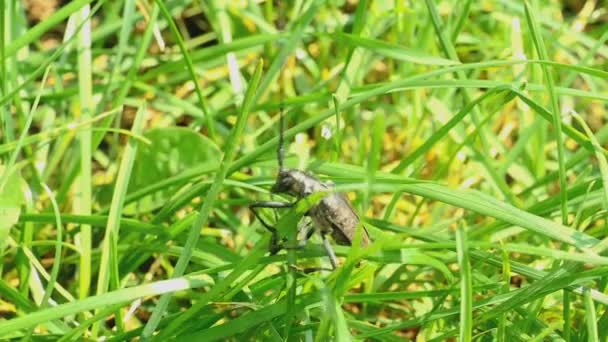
[1,0,608,340]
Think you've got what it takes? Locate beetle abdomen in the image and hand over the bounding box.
[309,193,369,246]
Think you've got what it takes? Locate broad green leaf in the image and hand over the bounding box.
[126,127,221,213]
[0,165,27,251]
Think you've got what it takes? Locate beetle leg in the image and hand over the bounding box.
[249,201,294,233]
[249,201,295,255]
[289,265,333,273]
[321,233,338,270]
[297,219,314,247]
[277,219,314,250]
[249,206,277,233]
[268,231,284,255]
[249,201,295,209]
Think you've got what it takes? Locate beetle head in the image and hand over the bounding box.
[272,169,298,195]
[272,169,314,197]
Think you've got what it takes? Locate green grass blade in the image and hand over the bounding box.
[366,111,384,211]
[75,3,93,301]
[154,0,216,140]
[450,0,473,42]
[0,275,211,336]
[330,32,459,65]
[0,65,51,192]
[0,0,12,144]
[141,59,264,339]
[497,243,511,342]
[584,288,599,342]
[252,0,320,105]
[523,1,568,225]
[391,86,512,173]
[98,0,136,112]
[456,223,472,342]
[93,104,146,334]
[37,184,63,308]
[570,111,608,212]
[5,0,94,57]
[22,183,64,339]
[317,163,598,250]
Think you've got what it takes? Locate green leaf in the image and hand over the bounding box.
[315,162,599,251]
[127,127,221,213]
[0,165,26,251]
[331,32,459,66]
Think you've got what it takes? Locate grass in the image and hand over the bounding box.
[1,0,607,341]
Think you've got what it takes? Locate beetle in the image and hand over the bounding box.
[249,102,369,269]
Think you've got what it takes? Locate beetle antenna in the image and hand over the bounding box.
[277,2,286,173]
[277,97,285,172]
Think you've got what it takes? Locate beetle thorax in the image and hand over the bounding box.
[272,169,328,197]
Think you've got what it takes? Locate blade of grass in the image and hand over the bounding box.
[229,58,606,176]
[0,280,68,334]
[332,297,352,342]
[96,3,158,148]
[572,110,608,255]
[331,95,342,162]
[497,242,511,342]
[23,183,63,339]
[424,0,514,204]
[17,188,36,296]
[563,290,571,341]
[210,0,245,106]
[365,111,384,212]
[472,260,598,327]
[0,108,120,155]
[93,104,146,335]
[330,32,459,66]
[0,275,211,336]
[97,0,136,114]
[179,294,322,341]
[498,0,608,58]
[154,0,216,140]
[333,0,369,108]
[75,3,93,300]
[47,3,158,248]
[450,0,473,42]
[58,303,125,342]
[344,283,500,303]
[584,288,599,342]
[570,111,608,211]
[456,223,472,342]
[391,85,513,173]
[283,220,298,337]
[6,235,75,302]
[154,234,272,340]
[252,0,320,105]
[161,191,326,339]
[4,0,94,57]
[140,33,281,81]
[317,162,598,250]
[0,65,51,192]
[37,184,63,308]
[140,59,264,339]
[523,1,568,225]
[18,213,167,237]
[0,0,13,144]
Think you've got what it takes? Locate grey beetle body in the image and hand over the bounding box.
[249,97,369,269]
[272,169,369,247]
